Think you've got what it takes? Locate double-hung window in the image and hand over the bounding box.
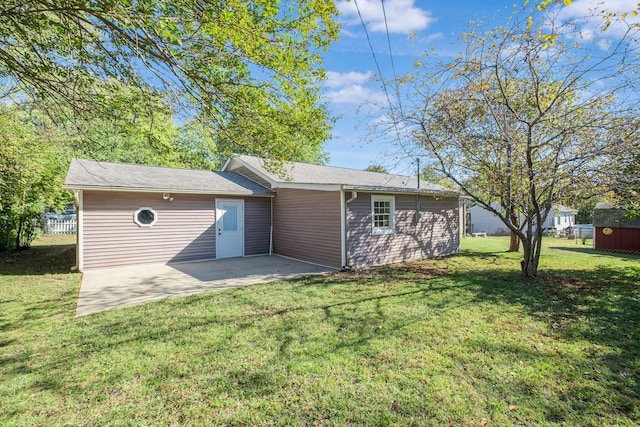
[371,195,395,235]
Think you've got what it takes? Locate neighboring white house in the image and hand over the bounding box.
[468,203,512,235]
[468,203,575,235]
[541,205,576,233]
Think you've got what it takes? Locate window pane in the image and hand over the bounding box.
[137,209,155,225]
[374,202,391,226]
[223,205,237,231]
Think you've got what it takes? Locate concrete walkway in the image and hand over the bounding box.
[77,255,334,316]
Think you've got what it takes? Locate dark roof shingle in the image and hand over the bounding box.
[64,159,273,195]
[230,155,455,195]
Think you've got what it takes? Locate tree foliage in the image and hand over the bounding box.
[365,165,388,173]
[0,0,339,160]
[0,1,338,249]
[0,74,330,251]
[383,3,640,278]
[609,145,640,218]
[58,80,329,169]
[0,106,69,250]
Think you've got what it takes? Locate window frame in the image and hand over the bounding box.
[371,195,396,235]
[133,207,158,227]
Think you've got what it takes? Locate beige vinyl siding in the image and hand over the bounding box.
[82,191,216,270]
[272,188,342,268]
[244,197,271,255]
[347,193,459,268]
[229,166,272,190]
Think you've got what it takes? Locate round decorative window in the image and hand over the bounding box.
[602,227,613,236]
[134,207,157,227]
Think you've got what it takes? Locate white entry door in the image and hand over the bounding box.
[215,199,244,259]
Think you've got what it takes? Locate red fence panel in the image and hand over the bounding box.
[595,227,640,254]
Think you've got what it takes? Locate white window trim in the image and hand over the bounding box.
[134,207,158,227]
[371,195,396,235]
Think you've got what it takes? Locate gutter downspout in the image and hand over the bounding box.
[415,158,421,224]
[269,196,273,256]
[72,190,82,271]
[343,189,358,268]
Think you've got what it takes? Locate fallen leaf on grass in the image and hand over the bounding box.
[508,404,517,411]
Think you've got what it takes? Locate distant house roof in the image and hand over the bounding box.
[224,155,457,196]
[63,159,274,196]
[595,202,614,210]
[593,202,640,229]
[554,205,576,213]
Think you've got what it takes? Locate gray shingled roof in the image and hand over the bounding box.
[232,155,454,194]
[593,202,640,229]
[553,204,575,212]
[64,159,273,195]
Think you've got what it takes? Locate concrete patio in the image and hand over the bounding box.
[76,255,334,316]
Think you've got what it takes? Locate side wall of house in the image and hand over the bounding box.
[469,205,509,235]
[81,191,271,270]
[272,188,342,268]
[347,193,459,268]
[244,197,271,256]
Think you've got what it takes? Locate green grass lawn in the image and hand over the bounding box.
[1,235,638,426]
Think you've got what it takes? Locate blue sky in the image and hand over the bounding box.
[321,0,523,173]
[319,0,636,174]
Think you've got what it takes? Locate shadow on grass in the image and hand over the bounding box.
[2,248,638,424]
[550,246,640,260]
[459,249,512,259]
[0,244,76,275]
[267,263,639,420]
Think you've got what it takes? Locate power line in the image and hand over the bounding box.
[380,0,417,177]
[380,0,405,118]
[352,0,419,177]
[352,0,403,148]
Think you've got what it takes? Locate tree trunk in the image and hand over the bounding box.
[520,230,543,279]
[15,216,23,250]
[509,232,520,252]
[521,243,536,279]
[508,211,520,252]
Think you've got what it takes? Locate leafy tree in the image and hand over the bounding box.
[575,200,596,224]
[382,4,640,278]
[420,165,455,190]
[59,84,185,167]
[365,165,388,173]
[61,81,329,169]
[0,0,339,160]
[0,106,69,250]
[608,140,640,218]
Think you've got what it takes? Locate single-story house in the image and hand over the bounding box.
[544,205,576,232]
[63,155,461,271]
[468,202,515,235]
[468,203,575,235]
[593,202,640,254]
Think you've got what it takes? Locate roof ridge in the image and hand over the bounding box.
[236,154,415,180]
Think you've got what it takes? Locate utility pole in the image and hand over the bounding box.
[416,158,421,222]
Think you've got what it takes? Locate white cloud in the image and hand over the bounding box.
[324,70,386,105]
[554,0,640,47]
[412,32,444,46]
[325,84,387,105]
[338,0,436,35]
[325,70,373,88]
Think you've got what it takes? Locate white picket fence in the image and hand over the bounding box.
[45,219,77,234]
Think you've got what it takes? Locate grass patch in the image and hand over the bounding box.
[1,235,638,425]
